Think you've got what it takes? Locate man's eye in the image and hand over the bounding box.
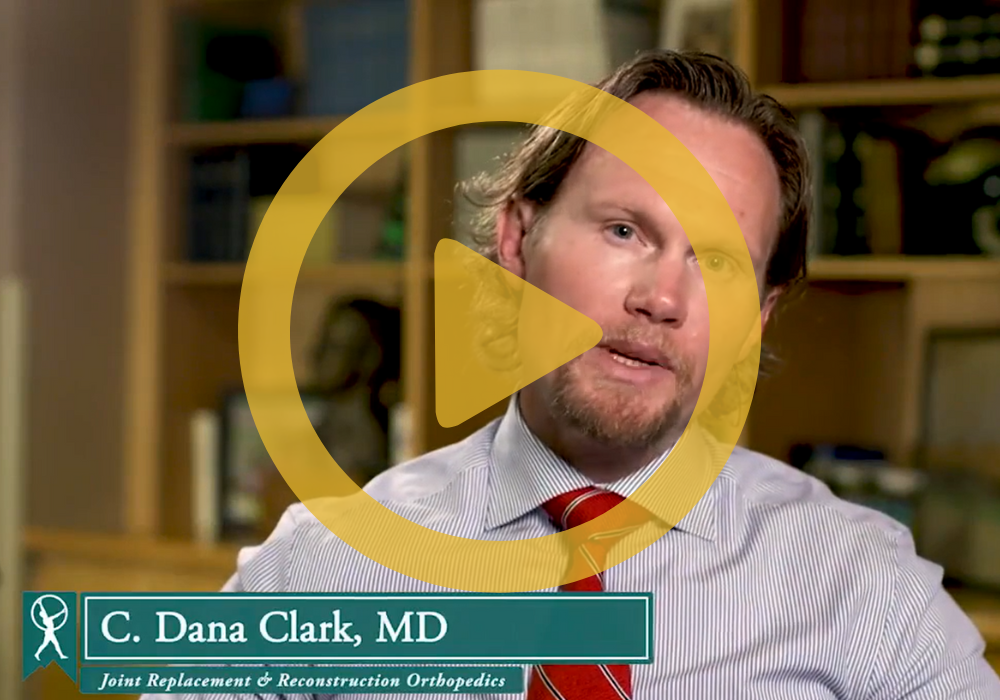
[608,224,634,240]
[702,252,733,272]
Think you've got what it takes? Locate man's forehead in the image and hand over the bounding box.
[559,122,780,273]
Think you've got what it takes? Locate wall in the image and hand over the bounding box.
[21,0,131,532]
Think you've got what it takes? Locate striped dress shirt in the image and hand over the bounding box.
[142,397,1000,699]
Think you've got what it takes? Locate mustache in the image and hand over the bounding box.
[597,324,693,378]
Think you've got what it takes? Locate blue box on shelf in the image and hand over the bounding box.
[241,78,295,118]
[303,0,410,116]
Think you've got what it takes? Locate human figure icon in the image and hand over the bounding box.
[31,595,69,661]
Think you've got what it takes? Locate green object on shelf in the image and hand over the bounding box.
[925,138,1000,186]
[177,18,279,122]
[178,18,242,122]
[379,220,405,259]
[377,175,407,260]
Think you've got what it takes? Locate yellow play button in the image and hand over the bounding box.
[434,239,604,428]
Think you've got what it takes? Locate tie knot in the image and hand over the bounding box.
[543,486,630,532]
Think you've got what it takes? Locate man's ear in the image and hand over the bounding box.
[736,287,782,362]
[495,198,539,279]
[760,288,781,332]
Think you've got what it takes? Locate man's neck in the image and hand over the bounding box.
[517,391,678,484]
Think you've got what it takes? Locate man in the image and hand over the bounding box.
[146,51,1000,698]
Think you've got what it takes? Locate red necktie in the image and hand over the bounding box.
[527,486,649,700]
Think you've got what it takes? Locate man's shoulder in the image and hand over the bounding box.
[233,420,501,592]
[718,446,915,563]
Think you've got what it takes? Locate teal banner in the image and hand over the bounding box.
[82,593,651,664]
[80,666,523,694]
[23,592,78,681]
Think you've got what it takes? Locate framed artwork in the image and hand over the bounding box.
[915,327,1000,590]
[218,389,331,538]
[919,327,1000,470]
[660,0,735,62]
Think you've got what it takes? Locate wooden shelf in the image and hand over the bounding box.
[162,257,1000,287]
[169,116,347,147]
[761,75,1000,109]
[163,260,408,288]
[807,256,1000,282]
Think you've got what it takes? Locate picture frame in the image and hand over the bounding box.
[918,326,1000,472]
[218,387,331,539]
[914,326,1000,590]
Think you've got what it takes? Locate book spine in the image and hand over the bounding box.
[190,409,221,545]
[188,153,251,262]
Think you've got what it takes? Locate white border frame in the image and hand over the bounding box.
[82,594,652,663]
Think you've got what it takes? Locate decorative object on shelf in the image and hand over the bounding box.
[815,117,870,256]
[913,4,1000,77]
[659,0,733,62]
[240,77,295,119]
[377,168,407,261]
[177,17,288,122]
[218,389,330,540]
[916,327,1000,590]
[800,111,910,257]
[303,0,409,116]
[785,0,916,82]
[794,443,925,530]
[909,126,1000,255]
[306,296,402,487]
[389,402,416,466]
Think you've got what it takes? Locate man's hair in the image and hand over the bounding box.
[460,49,812,294]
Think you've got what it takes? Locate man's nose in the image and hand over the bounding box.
[623,256,690,326]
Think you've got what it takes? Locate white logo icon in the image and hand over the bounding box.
[30,595,69,661]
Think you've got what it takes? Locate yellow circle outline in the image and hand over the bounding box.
[239,69,762,592]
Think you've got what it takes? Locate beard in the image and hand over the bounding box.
[546,324,697,450]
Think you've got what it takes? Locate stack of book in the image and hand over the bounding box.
[302,0,410,116]
[186,146,404,264]
[785,0,916,82]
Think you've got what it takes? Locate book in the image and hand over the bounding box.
[188,151,251,262]
[303,0,409,116]
[190,409,221,545]
[247,195,339,265]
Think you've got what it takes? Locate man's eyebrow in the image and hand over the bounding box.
[583,200,665,234]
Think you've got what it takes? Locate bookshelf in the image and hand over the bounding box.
[20,5,1000,699]
[35,0,1000,556]
[168,116,347,146]
[807,255,1000,282]
[162,260,408,287]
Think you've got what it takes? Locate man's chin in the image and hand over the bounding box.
[551,385,685,449]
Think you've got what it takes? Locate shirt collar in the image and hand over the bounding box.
[484,394,718,542]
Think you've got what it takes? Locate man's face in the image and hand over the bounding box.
[497,92,783,449]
